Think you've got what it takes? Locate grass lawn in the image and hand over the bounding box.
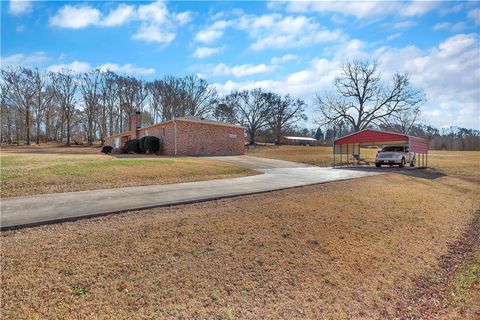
[2,169,479,318]
[0,145,255,198]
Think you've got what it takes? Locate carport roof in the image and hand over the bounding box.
[334,129,428,153]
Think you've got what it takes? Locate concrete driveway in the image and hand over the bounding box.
[1,156,380,230]
[209,155,311,169]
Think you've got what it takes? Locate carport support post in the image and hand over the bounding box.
[347,144,349,164]
[333,143,336,167]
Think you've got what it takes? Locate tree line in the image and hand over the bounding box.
[1,66,306,146]
[1,60,478,150]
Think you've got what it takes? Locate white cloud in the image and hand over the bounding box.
[1,51,48,67]
[401,1,441,17]
[199,63,276,78]
[432,21,465,32]
[47,61,92,73]
[132,24,175,44]
[432,22,451,31]
[270,54,300,64]
[195,20,232,44]
[47,61,156,76]
[274,0,440,20]
[175,11,193,26]
[386,33,402,41]
[391,20,417,29]
[50,5,101,29]
[468,8,480,25]
[98,63,155,76]
[49,1,190,45]
[100,4,135,27]
[195,13,345,51]
[377,34,480,128]
[193,46,225,58]
[9,0,32,15]
[214,34,480,129]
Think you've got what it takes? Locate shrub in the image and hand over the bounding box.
[101,146,113,154]
[140,136,161,154]
[124,139,140,153]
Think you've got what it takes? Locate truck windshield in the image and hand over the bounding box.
[381,146,405,152]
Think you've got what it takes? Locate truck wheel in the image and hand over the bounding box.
[375,163,381,168]
[410,159,415,167]
[399,158,405,168]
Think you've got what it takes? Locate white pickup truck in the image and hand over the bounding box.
[375,146,416,168]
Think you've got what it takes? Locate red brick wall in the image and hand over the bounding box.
[175,120,245,156]
[106,119,245,156]
[137,123,176,155]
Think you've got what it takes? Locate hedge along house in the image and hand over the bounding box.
[105,112,245,156]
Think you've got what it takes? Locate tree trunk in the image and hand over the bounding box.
[26,106,31,145]
[249,130,255,145]
[66,117,71,147]
[45,112,50,143]
[35,117,41,144]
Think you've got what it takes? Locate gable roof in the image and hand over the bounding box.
[175,116,244,129]
[105,116,243,139]
[334,129,428,153]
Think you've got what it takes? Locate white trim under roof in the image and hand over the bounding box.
[283,136,317,141]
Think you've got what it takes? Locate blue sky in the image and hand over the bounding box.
[2,0,479,129]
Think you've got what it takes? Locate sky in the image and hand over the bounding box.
[1,0,480,129]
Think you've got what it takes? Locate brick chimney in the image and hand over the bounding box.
[130,111,141,139]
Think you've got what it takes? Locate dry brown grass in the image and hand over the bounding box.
[1,145,255,198]
[2,172,479,319]
[247,145,480,177]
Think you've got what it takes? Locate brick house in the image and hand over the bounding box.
[105,112,245,156]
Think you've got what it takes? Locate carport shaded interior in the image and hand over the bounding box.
[333,129,429,166]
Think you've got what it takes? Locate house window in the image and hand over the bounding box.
[114,137,120,148]
[162,127,166,137]
[145,130,149,136]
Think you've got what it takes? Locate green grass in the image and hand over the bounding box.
[448,248,480,311]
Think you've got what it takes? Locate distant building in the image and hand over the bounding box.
[281,136,318,146]
[105,112,245,156]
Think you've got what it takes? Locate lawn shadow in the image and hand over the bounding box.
[335,165,447,180]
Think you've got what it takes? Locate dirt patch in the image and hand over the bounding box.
[395,211,480,319]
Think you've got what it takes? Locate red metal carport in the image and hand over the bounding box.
[333,129,428,167]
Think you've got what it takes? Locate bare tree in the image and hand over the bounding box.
[213,103,236,123]
[0,82,14,144]
[183,75,217,117]
[1,67,36,144]
[147,76,186,121]
[117,75,147,130]
[380,105,421,134]
[316,60,425,132]
[98,71,119,140]
[31,68,55,144]
[80,70,102,145]
[51,70,78,146]
[224,89,273,145]
[268,94,307,143]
